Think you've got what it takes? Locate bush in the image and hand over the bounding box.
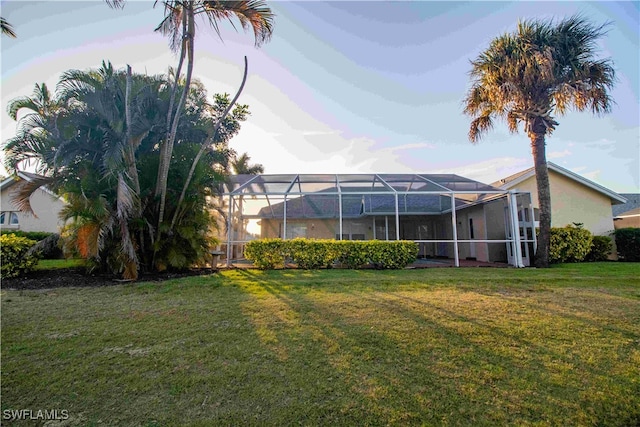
[0,230,53,241]
[0,234,41,278]
[245,239,418,270]
[613,228,640,262]
[287,238,339,269]
[365,240,419,269]
[244,239,286,269]
[549,225,593,264]
[585,235,613,262]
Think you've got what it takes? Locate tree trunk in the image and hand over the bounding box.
[156,2,194,229]
[529,123,551,268]
[169,56,249,231]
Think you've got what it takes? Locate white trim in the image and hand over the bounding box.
[0,172,65,201]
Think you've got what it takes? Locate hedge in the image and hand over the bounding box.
[244,238,418,270]
[613,228,640,262]
[549,225,593,264]
[0,234,41,278]
[0,230,53,241]
[585,235,613,262]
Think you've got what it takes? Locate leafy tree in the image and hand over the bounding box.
[106,0,274,232]
[4,63,249,279]
[463,15,615,267]
[231,152,264,175]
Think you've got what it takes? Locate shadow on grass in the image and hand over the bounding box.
[233,268,640,425]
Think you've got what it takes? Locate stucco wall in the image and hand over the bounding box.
[507,170,616,236]
[0,186,66,233]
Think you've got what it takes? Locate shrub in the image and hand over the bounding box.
[244,239,286,269]
[245,239,418,270]
[336,241,370,269]
[0,234,41,278]
[0,230,53,241]
[366,240,419,269]
[613,228,640,262]
[287,238,339,269]
[549,225,593,264]
[585,235,613,262]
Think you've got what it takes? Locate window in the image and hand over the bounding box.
[0,211,19,226]
[286,225,307,239]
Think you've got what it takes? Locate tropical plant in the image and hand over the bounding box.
[463,15,615,267]
[106,0,274,233]
[231,152,264,175]
[4,63,250,279]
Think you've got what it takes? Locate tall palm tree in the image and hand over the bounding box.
[231,152,264,175]
[463,15,615,267]
[107,0,274,230]
[1,17,16,38]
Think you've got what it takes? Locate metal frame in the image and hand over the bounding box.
[223,174,535,268]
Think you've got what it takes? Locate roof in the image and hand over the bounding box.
[256,192,468,219]
[0,171,61,200]
[225,173,504,196]
[612,193,640,217]
[493,162,627,205]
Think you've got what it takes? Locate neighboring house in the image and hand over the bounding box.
[224,174,535,267]
[493,162,627,237]
[612,193,640,229]
[0,172,67,233]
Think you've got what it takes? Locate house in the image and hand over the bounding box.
[493,162,627,236]
[0,172,67,233]
[612,193,640,229]
[223,174,535,267]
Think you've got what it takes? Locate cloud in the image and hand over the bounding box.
[429,157,531,185]
[547,149,571,159]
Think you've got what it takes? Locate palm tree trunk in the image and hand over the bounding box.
[155,10,187,202]
[529,125,551,268]
[169,56,248,231]
[156,2,195,229]
[124,65,141,201]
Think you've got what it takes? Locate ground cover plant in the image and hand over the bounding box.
[2,263,639,426]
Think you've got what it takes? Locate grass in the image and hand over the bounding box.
[34,258,85,270]
[2,263,639,426]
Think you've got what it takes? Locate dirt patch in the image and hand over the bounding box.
[1,267,217,290]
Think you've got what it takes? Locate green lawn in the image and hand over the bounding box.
[2,263,639,426]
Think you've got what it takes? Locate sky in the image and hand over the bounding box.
[1,0,639,192]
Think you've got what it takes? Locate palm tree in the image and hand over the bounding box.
[231,152,264,175]
[463,15,615,267]
[4,63,248,278]
[107,0,274,231]
[1,17,16,38]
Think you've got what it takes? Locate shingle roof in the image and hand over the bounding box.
[612,193,640,217]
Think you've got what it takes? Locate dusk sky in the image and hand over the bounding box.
[2,1,639,192]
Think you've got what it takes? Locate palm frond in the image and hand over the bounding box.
[1,17,17,38]
[197,0,274,46]
[105,0,127,9]
[10,176,54,215]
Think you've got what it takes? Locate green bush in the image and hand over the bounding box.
[0,234,41,278]
[287,238,339,269]
[549,225,593,264]
[244,239,286,269]
[613,228,640,262]
[366,240,419,269]
[245,239,418,270]
[0,230,53,241]
[336,241,370,269]
[585,235,613,262]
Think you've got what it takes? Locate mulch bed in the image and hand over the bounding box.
[1,268,218,291]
